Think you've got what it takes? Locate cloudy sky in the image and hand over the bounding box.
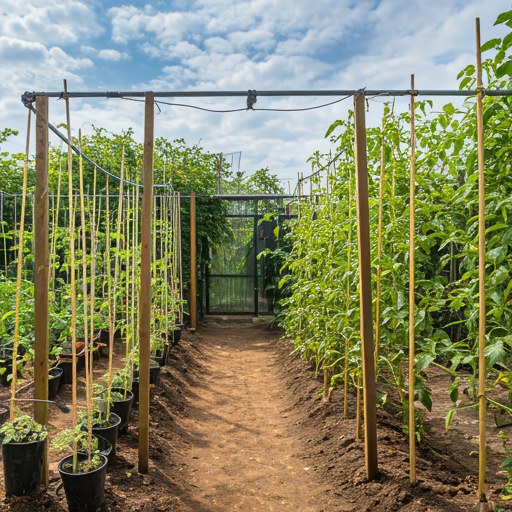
[1,0,510,190]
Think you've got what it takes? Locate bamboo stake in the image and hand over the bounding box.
[343,168,352,419]
[190,190,197,331]
[353,90,378,482]
[34,94,49,487]
[138,92,154,474]
[63,80,78,472]
[375,120,386,369]
[476,18,487,504]
[107,147,125,413]
[89,167,97,400]
[10,109,31,421]
[78,130,93,459]
[356,373,362,440]
[409,74,417,485]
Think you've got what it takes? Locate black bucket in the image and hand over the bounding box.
[48,367,63,400]
[2,438,46,497]
[78,434,112,462]
[172,325,184,346]
[0,357,25,387]
[58,453,108,512]
[110,388,133,433]
[91,413,121,457]
[131,380,139,403]
[133,364,161,385]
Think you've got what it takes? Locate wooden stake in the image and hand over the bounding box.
[34,95,49,486]
[353,90,378,482]
[409,74,417,485]
[190,190,197,331]
[475,18,487,503]
[138,92,154,474]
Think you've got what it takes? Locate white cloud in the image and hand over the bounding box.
[0,0,103,46]
[98,49,130,61]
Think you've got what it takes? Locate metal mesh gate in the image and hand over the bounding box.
[206,197,291,316]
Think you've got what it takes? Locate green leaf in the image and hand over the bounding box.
[450,385,459,403]
[481,38,501,52]
[445,408,456,432]
[420,388,432,412]
[501,455,512,468]
[459,77,472,90]
[443,103,455,115]
[416,354,434,372]
[495,10,512,26]
[439,114,449,129]
[484,339,505,367]
[496,61,512,79]
[503,32,512,51]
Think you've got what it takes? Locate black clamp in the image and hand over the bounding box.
[247,90,257,110]
[21,91,36,108]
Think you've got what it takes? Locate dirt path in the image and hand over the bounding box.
[175,320,345,512]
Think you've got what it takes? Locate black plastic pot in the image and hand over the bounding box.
[48,367,63,400]
[153,344,170,366]
[58,453,108,512]
[77,434,112,462]
[131,380,139,403]
[91,413,121,457]
[57,359,74,387]
[0,407,9,425]
[172,324,185,346]
[133,363,161,385]
[0,357,25,387]
[110,388,133,433]
[2,438,46,497]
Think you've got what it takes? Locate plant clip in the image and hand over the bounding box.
[247,90,257,110]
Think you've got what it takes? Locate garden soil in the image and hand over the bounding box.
[0,318,510,511]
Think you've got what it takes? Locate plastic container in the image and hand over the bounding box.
[2,438,46,496]
[48,367,63,400]
[91,413,121,457]
[58,453,108,512]
[110,388,134,433]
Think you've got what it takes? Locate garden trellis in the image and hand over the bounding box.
[8,15,509,509]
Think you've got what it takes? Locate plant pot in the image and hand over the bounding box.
[57,359,74,387]
[48,367,63,400]
[2,438,46,497]
[0,407,9,425]
[133,363,161,385]
[131,380,139,403]
[0,357,25,387]
[58,453,108,512]
[91,413,121,457]
[172,324,185,346]
[110,388,133,433]
[77,434,112,462]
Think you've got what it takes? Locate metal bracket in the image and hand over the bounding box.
[247,90,257,110]
[21,91,36,108]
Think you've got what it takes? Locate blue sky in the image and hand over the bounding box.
[1,0,510,190]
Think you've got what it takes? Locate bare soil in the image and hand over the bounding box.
[0,319,511,511]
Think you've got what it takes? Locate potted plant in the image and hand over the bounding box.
[54,425,109,512]
[0,415,47,496]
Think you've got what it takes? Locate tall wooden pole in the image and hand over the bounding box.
[190,190,197,331]
[138,92,154,474]
[353,90,378,481]
[475,18,487,503]
[34,95,49,486]
[409,74,417,485]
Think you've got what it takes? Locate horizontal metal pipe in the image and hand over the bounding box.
[22,89,512,102]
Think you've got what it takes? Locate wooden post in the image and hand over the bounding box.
[353,90,378,482]
[190,190,197,330]
[475,18,487,503]
[138,92,154,474]
[409,74,417,485]
[34,95,49,486]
